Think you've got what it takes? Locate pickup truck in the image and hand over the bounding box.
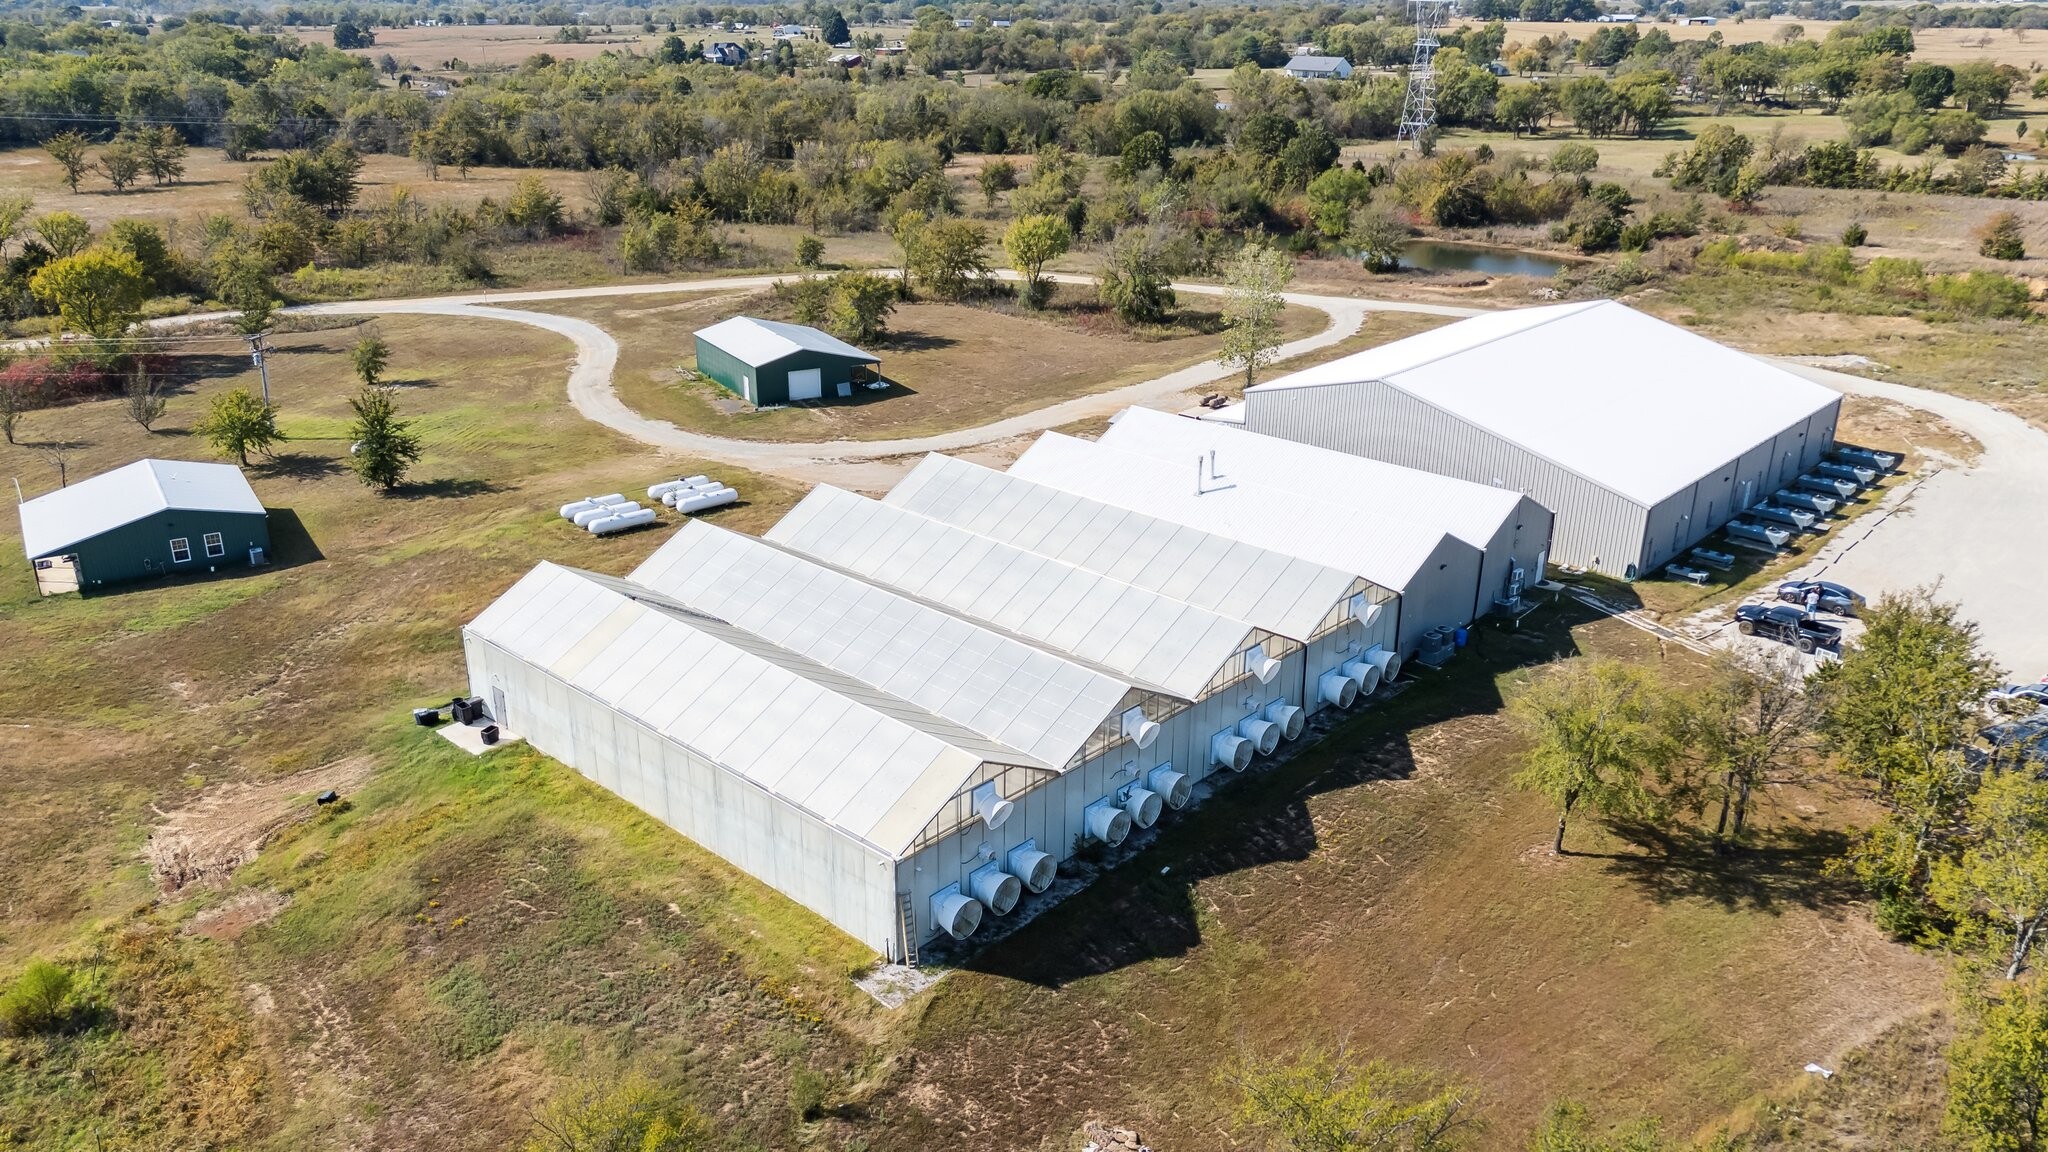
[1736,603,1843,653]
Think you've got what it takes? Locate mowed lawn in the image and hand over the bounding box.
[528,284,1327,442]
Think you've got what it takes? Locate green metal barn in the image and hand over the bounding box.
[17,459,270,596]
[692,316,881,407]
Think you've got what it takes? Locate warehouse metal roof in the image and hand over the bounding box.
[768,486,1269,702]
[466,562,1021,857]
[1098,406,1533,552]
[1247,300,1843,505]
[629,521,1136,769]
[692,316,878,368]
[18,458,263,559]
[884,453,1376,642]
[1008,433,1480,594]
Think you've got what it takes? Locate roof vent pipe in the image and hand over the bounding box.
[1211,731,1253,772]
[930,886,982,940]
[1007,844,1056,893]
[1123,787,1163,829]
[1237,716,1280,757]
[969,864,1022,916]
[1246,643,1283,684]
[1318,670,1360,708]
[1342,659,1382,697]
[1147,764,1191,809]
[1363,645,1403,683]
[1263,701,1304,742]
[971,782,1015,830]
[1084,800,1133,846]
[1121,706,1161,750]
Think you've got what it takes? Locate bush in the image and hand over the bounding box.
[794,234,825,268]
[0,960,74,1035]
[1928,270,2032,319]
[1977,212,2026,261]
[1842,220,1868,247]
[1549,141,1599,174]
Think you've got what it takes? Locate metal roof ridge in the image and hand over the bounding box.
[1253,299,1600,393]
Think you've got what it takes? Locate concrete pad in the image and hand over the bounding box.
[435,717,523,756]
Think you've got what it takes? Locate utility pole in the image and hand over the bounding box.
[246,332,271,405]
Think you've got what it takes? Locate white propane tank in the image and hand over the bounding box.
[560,499,599,519]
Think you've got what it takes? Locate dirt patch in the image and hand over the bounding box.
[145,757,375,893]
[187,889,292,942]
[1838,393,1983,468]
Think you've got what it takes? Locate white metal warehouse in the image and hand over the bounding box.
[464,493,1406,961]
[1238,300,1844,579]
[1095,407,1556,619]
[1008,432,1485,656]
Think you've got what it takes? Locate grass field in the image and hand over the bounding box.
[527,282,1324,442]
[290,22,675,68]
[1455,17,2048,70]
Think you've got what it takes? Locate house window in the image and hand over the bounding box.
[169,537,191,563]
[203,532,225,558]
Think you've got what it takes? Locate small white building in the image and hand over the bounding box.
[1238,300,1844,579]
[1283,54,1353,81]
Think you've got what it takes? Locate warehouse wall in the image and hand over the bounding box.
[1471,494,1554,618]
[1636,396,1845,573]
[464,633,899,954]
[693,337,760,405]
[1247,381,1654,579]
[65,509,271,591]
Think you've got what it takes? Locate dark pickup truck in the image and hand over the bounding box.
[1736,603,1843,653]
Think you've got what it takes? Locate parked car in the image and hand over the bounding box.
[1776,580,1864,615]
[1989,682,2048,715]
[1736,603,1843,653]
[1981,720,2048,768]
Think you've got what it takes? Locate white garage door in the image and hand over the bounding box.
[787,368,823,401]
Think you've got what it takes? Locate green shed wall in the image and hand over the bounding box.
[693,336,878,408]
[41,509,271,591]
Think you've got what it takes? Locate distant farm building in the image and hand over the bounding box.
[1283,54,1353,80]
[1235,300,1843,580]
[693,316,881,406]
[18,459,269,596]
[703,42,748,64]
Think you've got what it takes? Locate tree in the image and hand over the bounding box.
[333,16,376,48]
[43,131,93,194]
[0,960,74,1036]
[1002,215,1071,309]
[106,219,175,294]
[125,367,168,431]
[1549,142,1600,175]
[245,142,364,217]
[1232,1044,1477,1152]
[523,1075,712,1152]
[1663,125,1754,198]
[795,234,825,268]
[1219,241,1294,390]
[1946,978,2048,1152]
[1979,213,2027,262]
[821,10,850,45]
[1346,204,1409,274]
[826,271,895,344]
[347,386,423,491]
[34,211,91,259]
[1097,226,1177,325]
[1117,130,1170,178]
[1953,62,2023,117]
[196,387,283,466]
[1510,659,1675,855]
[906,219,988,300]
[1811,588,2001,932]
[29,248,147,341]
[507,174,566,238]
[1934,770,2048,980]
[976,158,1017,210]
[0,370,33,446]
[97,135,147,192]
[1677,649,1815,851]
[352,336,391,387]
[1495,85,1549,138]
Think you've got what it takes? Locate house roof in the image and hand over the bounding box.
[1285,55,1348,71]
[884,453,1374,642]
[1008,433,1479,594]
[767,485,1268,702]
[693,316,878,368]
[465,562,1005,857]
[18,458,263,559]
[1097,406,1536,553]
[1247,300,1843,506]
[628,520,1136,770]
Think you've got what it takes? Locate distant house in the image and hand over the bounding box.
[771,22,805,38]
[1283,55,1353,81]
[879,39,907,52]
[1595,12,1639,21]
[829,51,864,66]
[1679,15,1718,25]
[953,17,975,28]
[991,18,1013,27]
[704,42,749,65]
[18,459,271,596]
[693,317,882,406]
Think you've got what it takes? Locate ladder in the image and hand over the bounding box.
[897,891,919,967]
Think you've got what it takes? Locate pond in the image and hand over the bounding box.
[1401,240,1574,278]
